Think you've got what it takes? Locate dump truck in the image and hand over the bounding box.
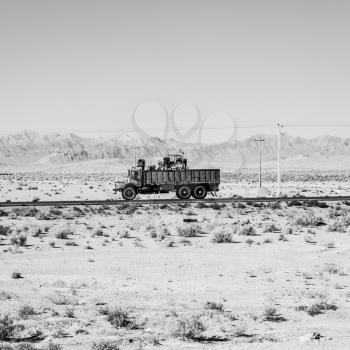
[114,154,220,200]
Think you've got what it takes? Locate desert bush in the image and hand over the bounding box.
[292,212,323,227]
[55,227,73,239]
[0,209,9,217]
[263,238,273,244]
[92,340,120,350]
[284,227,294,235]
[263,307,286,322]
[65,308,75,318]
[307,301,337,316]
[30,225,43,237]
[209,203,224,210]
[178,238,192,246]
[49,208,63,216]
[97,306,109,316]
[177,225,200,237]
[233,320,249,337]
[170,315,206,340]
[238,224,257,236]
[0,314,16,341]
[246,239,254,245]
[118,230,130,239]
[18,305,35,319]
[65,240,78,246]
[205,301,224,311]
[327,221,346,233]
[0,225,12,236]
[11,207,39,218]
[263,223,280,233]
[94,228,104,237]
[10,234,27,247]
[324,263,342,274]
[210,230,232,243]
[107,308,133,328]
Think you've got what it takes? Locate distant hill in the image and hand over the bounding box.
[1,130,350,171]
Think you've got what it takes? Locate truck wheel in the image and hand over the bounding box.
[192,185,207,199]
[176,185,191,199]
[122,186,136,200]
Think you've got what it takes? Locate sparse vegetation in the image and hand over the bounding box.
[263,307,286,322]
[107,308,133,328]
[0,314,16,341]
[18,305,36,319]
[305,301,338,316]
[210,230,232,243]
[170,314,206,340]
[92,340,120,350]
[177,225,200,237]
[55,227,74,239]
[205,301,224,311]
[10,233,27,247]
[0,225,12,236]
[238,224,257,236]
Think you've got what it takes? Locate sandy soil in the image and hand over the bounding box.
[0,172,350,350]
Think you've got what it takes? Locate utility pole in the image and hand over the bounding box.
[254,137,265,187]
[277,124,283,195]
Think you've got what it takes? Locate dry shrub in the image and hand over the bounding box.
[119,230,130,239]
[55,227,74,239]
[210,230,232,243]
[238,224,257,236]
[291,212,323,227]
[327,221,346,233]
[306,301,337,316]
[170,314,206,340]
[11,207,39,218]
[205,301,224,312]
[18,305,36,320]
[324,263,343,274]
[92,340,120,350]
[0,225,12,236]
[263,307,286,322]
[10,234,27,247]
[263,223,280,233]
[107,308,133,328]
[0,314,16,341]
[177,225,200,237]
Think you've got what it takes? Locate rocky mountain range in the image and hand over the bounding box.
[1,130,350,170]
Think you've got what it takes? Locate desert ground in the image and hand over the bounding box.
[0,170,350,350]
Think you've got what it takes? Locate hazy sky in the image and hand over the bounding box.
[1,0,350,142]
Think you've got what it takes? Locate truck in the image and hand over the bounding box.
[114,154,220,200]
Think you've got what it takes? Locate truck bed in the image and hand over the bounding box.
[143,169,220,186]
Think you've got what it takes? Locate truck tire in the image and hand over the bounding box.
[122,186,136,200]
[176,185,191,199]
[192,185,207,199]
